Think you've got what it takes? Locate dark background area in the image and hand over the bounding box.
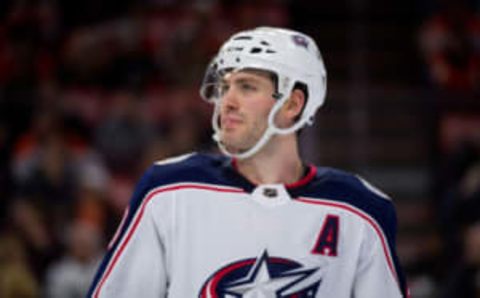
[1,0,480,297]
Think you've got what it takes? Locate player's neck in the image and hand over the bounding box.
[235,134,303,186]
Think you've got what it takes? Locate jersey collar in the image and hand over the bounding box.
[228,158,317,194]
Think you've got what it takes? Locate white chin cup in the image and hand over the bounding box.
[211,77,309,160]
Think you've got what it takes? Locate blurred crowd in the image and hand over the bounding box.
[0,0,288,297]
[417,0,480,297]
[418,0,480,95]
[1,0,480,297]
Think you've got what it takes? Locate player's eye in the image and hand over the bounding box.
[239,82,257,92]
[218,83,229,96]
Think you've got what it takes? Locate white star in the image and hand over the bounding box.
[224,251,319,297]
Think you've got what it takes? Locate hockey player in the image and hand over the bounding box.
[88,27,409,297]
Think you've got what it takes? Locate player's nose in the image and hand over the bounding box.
[220,87,239,111]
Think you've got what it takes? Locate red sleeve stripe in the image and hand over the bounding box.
[107,206,130,250]
[92,183,244,298]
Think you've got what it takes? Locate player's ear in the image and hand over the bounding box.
[282,89,306,121]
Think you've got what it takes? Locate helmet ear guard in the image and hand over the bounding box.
[200,27,327,159]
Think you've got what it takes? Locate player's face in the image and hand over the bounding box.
[218,70,276,154]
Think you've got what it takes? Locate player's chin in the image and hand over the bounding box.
[220,138,238,151]
[220,129,240,142]
[220,135,244,153]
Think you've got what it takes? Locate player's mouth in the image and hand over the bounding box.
[221,115,243,130]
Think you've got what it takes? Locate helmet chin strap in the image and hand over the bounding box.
[213,124,276,160]
[211,102,274,160]
[211,79,305,160]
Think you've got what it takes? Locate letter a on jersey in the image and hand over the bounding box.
[311,215,339,257]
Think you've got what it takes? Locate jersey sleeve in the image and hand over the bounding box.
[87,166,170,298]
[352,200,407,298]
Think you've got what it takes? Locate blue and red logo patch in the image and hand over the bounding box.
[292,35,309,49]
[199,250,322,297]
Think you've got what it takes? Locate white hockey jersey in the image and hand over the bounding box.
[88,153,408,297]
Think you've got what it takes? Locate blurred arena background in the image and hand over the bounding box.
[0,0,479,297]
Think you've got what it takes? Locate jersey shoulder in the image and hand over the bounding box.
[311,166,391,202]
[148,152,232,188]
[126,152,231,214]
[305,167,407,298]
[302,166,398,235]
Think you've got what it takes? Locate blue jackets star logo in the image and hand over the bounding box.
[200,251,322,297]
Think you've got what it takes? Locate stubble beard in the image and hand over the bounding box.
[220,120,267,154]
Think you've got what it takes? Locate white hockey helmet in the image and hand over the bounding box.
[200,27,327,159]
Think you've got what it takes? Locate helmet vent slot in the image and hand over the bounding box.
[226,47,243,52]
[233,36,252,40]
[250,47,263,54]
